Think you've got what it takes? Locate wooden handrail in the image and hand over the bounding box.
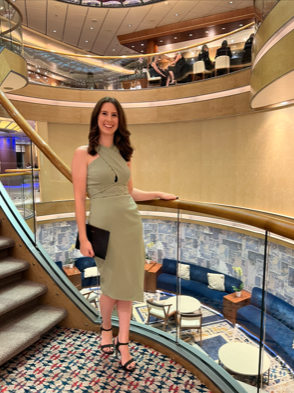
[5,169,40,173]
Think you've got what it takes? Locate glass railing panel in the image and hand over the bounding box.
[24,25,254,90]
[254,0,278,23]
[134,204,180,341]
[178,208,269,392]
[0,0,24,56]
[264,233,294,389]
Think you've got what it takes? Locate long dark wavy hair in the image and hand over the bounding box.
[88,97,133,161]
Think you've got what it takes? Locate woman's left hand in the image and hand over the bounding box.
[157,192,178,200]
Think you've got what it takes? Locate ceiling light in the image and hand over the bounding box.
[174,37,177,39]
[113,49,115,51]
[175,13,179,16]
[141,44,144,46]
[205,31,209,33]
[37,69,40,73]
[159,40,163,43]
[229,1,234,3]
[131,46,135,48]
[222,27,226,30]
[85,40,88,43]
[189,34,193,36]
[141,50,144,53]
[90,27,93,30]
[128,24,132,27]
[53,30,57,33]
[239,24,243,27]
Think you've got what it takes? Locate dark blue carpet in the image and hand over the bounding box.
[201,336,228,361]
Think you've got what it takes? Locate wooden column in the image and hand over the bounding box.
[147,40,158,64]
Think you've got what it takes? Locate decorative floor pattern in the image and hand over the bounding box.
[0,327,211,393]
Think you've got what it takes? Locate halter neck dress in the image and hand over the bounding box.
[87,144,145,302]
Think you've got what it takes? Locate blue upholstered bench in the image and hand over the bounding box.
[157,258,242,313]
[237,287,294,369]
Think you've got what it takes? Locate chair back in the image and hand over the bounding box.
[146,69,152,81]
[147,299,172,316]
[178,312,202,327]
[193,61,205,74]
[215,55,230,70]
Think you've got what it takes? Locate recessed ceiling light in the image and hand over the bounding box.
[222,27,226,30]
[229,1,234,3]
[141,44,144,46]
[113,49,115,51]
[174,37,177,39]
[128,24,132,27]
[141,50,144,52]
[85,40,88,43]
[205,31,209,33]
[90,27,93,30]
[131,46,135,48]
[239,24,243,27]
[159,40,163,43]
[53,30,57,33]
[231,40,234,43]
[175,13,179,16]
[189,34,193,36]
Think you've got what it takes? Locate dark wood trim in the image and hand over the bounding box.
[118,7,255,50]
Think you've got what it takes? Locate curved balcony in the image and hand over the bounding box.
[0,0,27,91]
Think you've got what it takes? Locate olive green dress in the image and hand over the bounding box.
[87,144,145,302]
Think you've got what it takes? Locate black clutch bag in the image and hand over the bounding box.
[75,224,110,260]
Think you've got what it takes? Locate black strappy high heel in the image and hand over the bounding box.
[114,338,136,372]
[100,326,114,354]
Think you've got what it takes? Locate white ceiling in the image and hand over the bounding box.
[15,0,253,56]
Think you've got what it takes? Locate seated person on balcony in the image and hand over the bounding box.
[149,56,172,86]
[215,40,232,59]
[198,45,214,71]
[168,52,189,82]
[242,33,254,64]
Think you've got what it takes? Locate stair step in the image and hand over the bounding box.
[0,236,15,251]
[0,280,47,317]
[0,257,30,279]
[0,304,68,366]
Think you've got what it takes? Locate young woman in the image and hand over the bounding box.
[71,97,176,372]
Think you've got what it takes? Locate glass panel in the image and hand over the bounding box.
[0,0,24,56]
[135,203,180,341]
[0,136,36,233]
[254,0,279,23]
[178,208,268,392]
[264,233,294,389]
[24,24,255,90]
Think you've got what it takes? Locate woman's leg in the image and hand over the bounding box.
[169,70,175,83]
[100,294,117,352]
[116,300,135,369]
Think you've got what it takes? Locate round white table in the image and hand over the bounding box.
[166,295,201,316]
[218,343,271,385]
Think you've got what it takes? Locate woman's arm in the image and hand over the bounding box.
[170,53,182,66]
[127,160,177,201]
[71,147,94,257]
[151,61,166,77]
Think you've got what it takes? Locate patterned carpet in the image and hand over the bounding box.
[0,327,211,393]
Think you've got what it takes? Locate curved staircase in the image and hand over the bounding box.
[0,234,67,366]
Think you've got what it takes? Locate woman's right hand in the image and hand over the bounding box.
[80,240,95,257]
